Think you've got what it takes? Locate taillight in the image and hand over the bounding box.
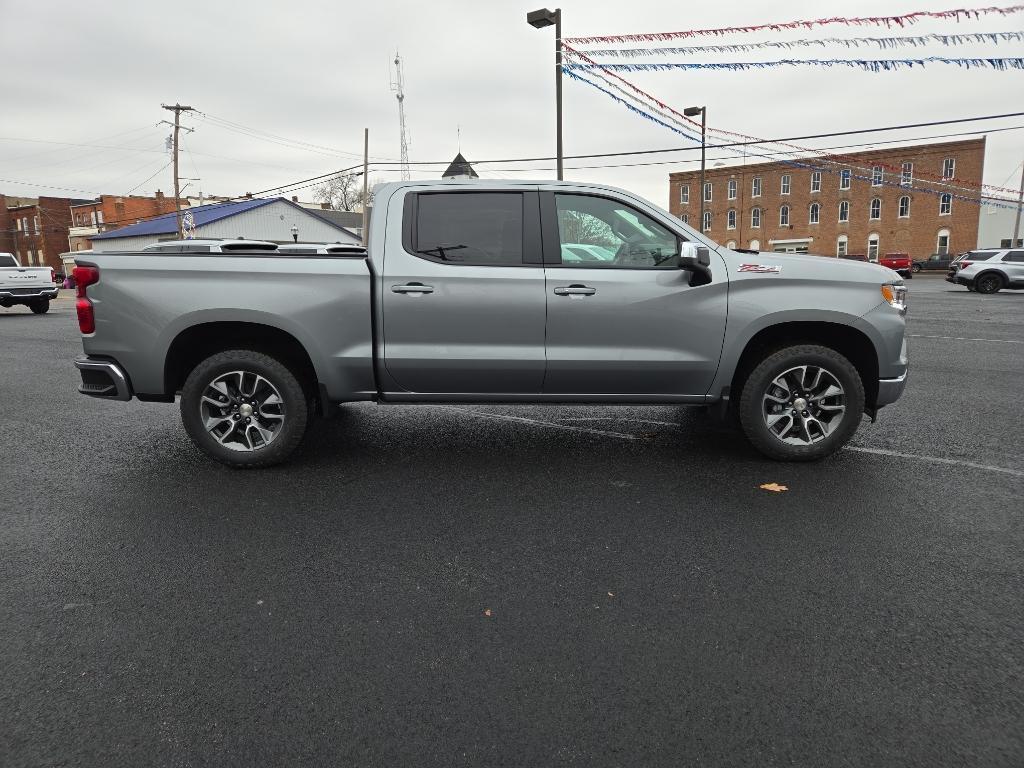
[73,265,99,334]
[959,261,972,268]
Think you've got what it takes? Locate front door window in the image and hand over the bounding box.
[554,194,679,269]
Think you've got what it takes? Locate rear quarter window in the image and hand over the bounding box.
[1001,250,1024,263]
[0,254,17,267]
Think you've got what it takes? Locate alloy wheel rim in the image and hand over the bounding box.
[200,370,285,452]
[761,365,846,446]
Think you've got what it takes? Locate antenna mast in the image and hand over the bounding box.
[391,52,411,181]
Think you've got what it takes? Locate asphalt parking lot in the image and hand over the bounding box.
[2,275,1021,767]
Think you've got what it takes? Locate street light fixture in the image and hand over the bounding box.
[684,106,707,232]
[527,7,563,181]
[290,224,299,243]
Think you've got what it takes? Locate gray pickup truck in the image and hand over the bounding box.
[73,180,908,467]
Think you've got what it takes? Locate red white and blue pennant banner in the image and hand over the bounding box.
[563,57,1024,72]
[580,31,1024,57]
[562,5,1024,44]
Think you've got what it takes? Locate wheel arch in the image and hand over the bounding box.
[729,321,880,409]
[164,321,319,400]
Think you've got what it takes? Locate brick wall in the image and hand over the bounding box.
[669,138,984,259]
[1,196,72,270]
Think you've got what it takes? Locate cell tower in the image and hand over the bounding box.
[391,52,411,181]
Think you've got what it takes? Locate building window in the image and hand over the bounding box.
[752,177,762,197]
[869,198,881,220]
[871,166,883,186]
[726,240,737,249]
[868,234,880,261]
[779,205,790,226]
[727,209,737,229]
[750,239,760,251]
[679,184,689,204]
[942,158,955,179]
[34,216,40,233]
[90,211,97,226]
[810,171,821,193]
[751,207,761,228]
[939,193,952,215]
[840,169,851,190]
[839,200,850,222]
[38,248,44,264]
[702,210,712,231]
[837,235,848,257]
[780,174,791,195]
[703,182,712,202]
[26,250,34,265]
[901,162,913,187]
[936,229,950,255]
[680,213,689,224]
[809,202,820,224]
[96,211,104,225]
[898,196,910,218]
[727,179,737,200]
[15,218,22,232]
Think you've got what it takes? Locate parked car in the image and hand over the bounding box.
[879,252,913,279]
[946,248,1024,293]
[72,180,908,467]
[913,253,956,273]
[840,253,869,262]
[0,252,58,313]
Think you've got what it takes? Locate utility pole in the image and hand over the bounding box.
[391,53,411,181]
[161,103,195,239]
[1012,159,1024,249]
[361,128,369,246]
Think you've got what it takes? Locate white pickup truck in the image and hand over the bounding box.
[0,252,58,313]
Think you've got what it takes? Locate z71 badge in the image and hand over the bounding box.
[738,263,782,274]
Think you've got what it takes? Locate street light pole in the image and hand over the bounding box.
[684,106,707,232]
[527,7,563,180]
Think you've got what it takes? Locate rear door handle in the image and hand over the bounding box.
[391,283,434,294]
[553,284,596,296]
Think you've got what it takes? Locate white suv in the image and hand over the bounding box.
[947,248,1024,294]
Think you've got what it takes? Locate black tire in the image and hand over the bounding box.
[912,263,922,273]
[974,272,1004,295]
[29,299,49,314]
[904,270,913,280]
[738,344,865,462]
[180,349,309,468]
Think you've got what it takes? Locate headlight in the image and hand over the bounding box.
[881,283,907,314]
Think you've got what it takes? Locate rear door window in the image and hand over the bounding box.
[413,193,524,266]
[0,254,17,267]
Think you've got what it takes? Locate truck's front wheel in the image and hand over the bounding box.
[738,345,865,461]
[180,349,309,468]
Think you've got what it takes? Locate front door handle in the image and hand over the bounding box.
[391,283,434,294]
[553,284,597,296]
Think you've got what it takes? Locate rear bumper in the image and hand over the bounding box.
[876,370,908,407]
[75,357,132,401]
[0,286,59,300]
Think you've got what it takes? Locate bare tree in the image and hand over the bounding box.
[312,173,377,211]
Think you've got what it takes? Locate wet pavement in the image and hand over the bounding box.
[2,275,1021,767]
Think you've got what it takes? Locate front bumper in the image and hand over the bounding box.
[876,370,908,407]
[75,357,132,401]
[0,286,59,300]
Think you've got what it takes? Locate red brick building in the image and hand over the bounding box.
[0,195,77,271]
[68,191,179,251]
[669,138,984,260]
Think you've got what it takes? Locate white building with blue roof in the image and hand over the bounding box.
[89,197,360,252]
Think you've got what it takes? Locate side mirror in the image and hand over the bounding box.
[679,242,711,272]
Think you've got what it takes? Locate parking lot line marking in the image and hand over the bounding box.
[908,334,1023,344]
[846,446,1024,478]
[431,407,1024,477]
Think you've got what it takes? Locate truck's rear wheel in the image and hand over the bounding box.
[29,299,49,314]
[738,344,865,461]
[180,349,309,468]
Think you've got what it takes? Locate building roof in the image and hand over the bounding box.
[91,198,273,240]
[306,208,364,230]
[442,153,479,179]
[90,197,358,241]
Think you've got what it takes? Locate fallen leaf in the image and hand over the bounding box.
[760,482,788,493]
[483,608,492,617]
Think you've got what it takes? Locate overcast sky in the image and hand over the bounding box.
[1,0,1022,208]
